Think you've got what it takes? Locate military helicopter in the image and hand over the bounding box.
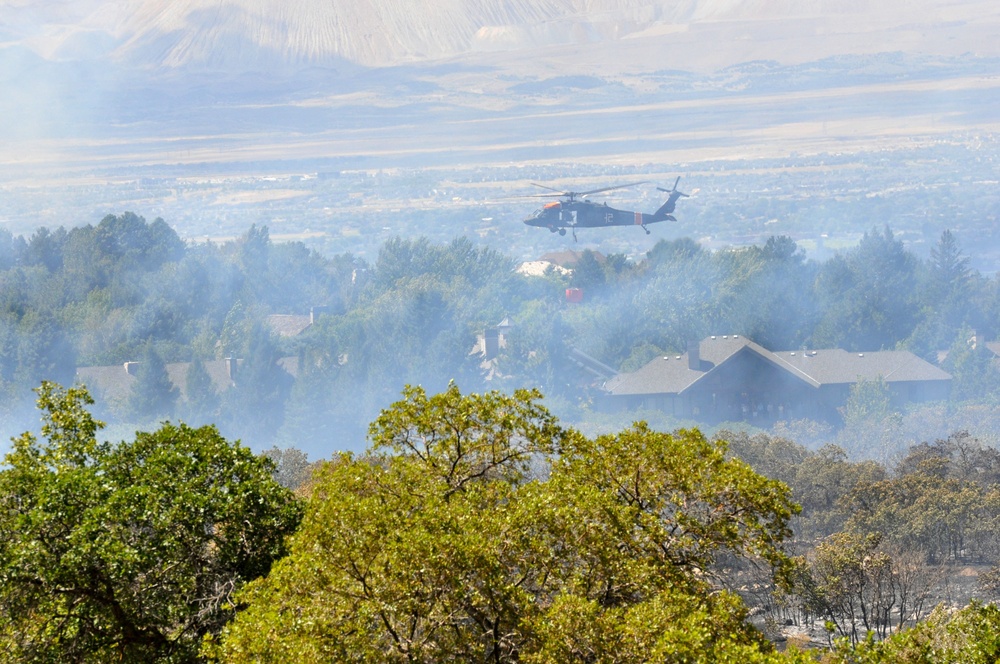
[523,177,688,241]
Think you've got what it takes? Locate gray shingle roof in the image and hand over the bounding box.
[76,357,299,404]
[770,349,951,385]
[605,335,761,395]
[604,336,951,396]
[266,314,313,337]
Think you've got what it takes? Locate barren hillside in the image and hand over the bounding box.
[4,0,1000,72]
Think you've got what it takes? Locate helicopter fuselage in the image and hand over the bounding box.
[523,199,675,236]
[522,178,687,239]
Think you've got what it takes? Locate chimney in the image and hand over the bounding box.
[309,305,329,325]
[484,328,500,360]
[123,361,140,375]
[687,340,701,371]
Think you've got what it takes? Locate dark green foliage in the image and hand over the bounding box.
[95,212,185,268]
[568,248,606,291]
[813,226,919,350]
[222,323,293,447]
[943,328,1000,402]
[0,216,994,455]
[0,228,17,271]
[26,226,66,272]
[646,236,704,265]
[13,309,76,388]
[0,382,302,663]
[930,229,972,298]
[125,343,179,423]
[180,356,220,426]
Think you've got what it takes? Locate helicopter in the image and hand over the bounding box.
[523,177,689,241]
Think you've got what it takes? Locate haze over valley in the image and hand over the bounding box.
[2,0,999,264]
[10,5,1000,659]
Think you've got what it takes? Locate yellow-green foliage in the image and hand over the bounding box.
[214,383,799,663]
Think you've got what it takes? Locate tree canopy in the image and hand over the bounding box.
[214,383,799,662]
[0,382,302,663]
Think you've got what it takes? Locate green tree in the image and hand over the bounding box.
[943,327,1000,402]
[838,376,904,461]
[843,376,898,426]
[180,356,220,426]
[25,226,65,272]
[215,384,799,662]
[125,342,179,423]
[568,249,606,292]
[930,229,971,299]
[0,382,302,663]
[260,446,315,491]
[222,322,292,447]
[842,442,1000,566]
[801,532,900,644]
[829,601,1000,664]
[813,226,918,351]
[14,309,76,390]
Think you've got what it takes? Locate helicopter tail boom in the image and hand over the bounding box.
[653,176,689,220]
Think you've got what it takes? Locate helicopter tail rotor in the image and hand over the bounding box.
[656,176,689,197]
[653,177,690,219]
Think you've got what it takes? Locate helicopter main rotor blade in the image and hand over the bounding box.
[576,181,648,197]
[527,181,649,200]
[529,183,570,195]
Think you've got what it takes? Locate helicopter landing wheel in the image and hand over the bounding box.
[558,228,566,236]
[643,227,651,235]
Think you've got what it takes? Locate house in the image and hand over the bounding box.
[538,250,605,269]
[516,250,604,278]
[602,335,952,424]
[265,306,327,338]
[75,356,299,405]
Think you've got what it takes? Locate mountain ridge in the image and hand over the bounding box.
[4,0,999,73]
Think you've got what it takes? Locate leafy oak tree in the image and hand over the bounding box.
[214,384,800,663]
[0,382,302,663]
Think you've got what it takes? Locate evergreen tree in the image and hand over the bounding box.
[180,356,220,426]
[222,323,292,447]
[930,229,971,296]
[813,226,918,351]
[125,343,179,423]
[14,310,76,390]
[569,249,606,292]
[944,327,1000,403]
